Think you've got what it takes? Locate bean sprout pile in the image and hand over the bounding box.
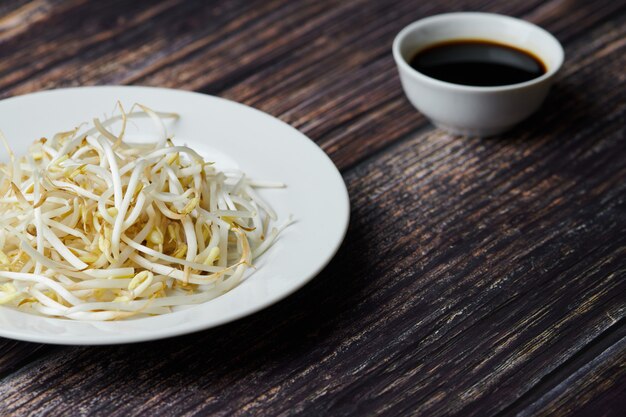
[0,104,289,320]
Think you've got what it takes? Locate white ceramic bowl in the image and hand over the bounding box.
[393,12,564,137]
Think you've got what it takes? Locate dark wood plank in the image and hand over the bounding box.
[0,340,51,381]
[0,0,80,43]
[502,323,626,416]
[0,0,329,93]
[0,0,202,88]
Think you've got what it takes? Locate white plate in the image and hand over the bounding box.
[0,86,349,345]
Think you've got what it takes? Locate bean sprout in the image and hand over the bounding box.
[0,104,291,321]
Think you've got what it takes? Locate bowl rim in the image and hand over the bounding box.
[392,12,565,92]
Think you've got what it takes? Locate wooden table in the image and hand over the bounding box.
[0,1,624,415]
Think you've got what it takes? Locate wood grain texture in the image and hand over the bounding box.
[0,0,625,416]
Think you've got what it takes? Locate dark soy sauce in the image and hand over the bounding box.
[409,39,546,87]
